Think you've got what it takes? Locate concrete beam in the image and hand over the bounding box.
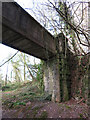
[2,2,56,60]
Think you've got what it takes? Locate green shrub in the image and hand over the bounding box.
[79,113,83,118]
[2,85,10,91]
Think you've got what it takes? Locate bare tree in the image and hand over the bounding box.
[25,0,90,56]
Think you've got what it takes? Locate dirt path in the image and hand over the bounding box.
[2,99,89,119]
[2,87,89,119]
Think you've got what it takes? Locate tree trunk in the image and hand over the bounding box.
[5,64,8,86]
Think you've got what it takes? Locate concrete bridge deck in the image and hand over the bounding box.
[2,2,56,60]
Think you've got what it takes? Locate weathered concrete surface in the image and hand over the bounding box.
[43,34,72,102]
[43,56,61,102]
[2,2,56,60]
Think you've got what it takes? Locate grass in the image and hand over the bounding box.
[65,105,71,109]
[58,103,71,109]
[2,84,20,91]
[2,82,46,109]
[79,113,83,118]
[39,111,48,118]
[5,101,26,109]
[13,102,26,106]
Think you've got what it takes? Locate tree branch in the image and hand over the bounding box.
[0,51,19,67]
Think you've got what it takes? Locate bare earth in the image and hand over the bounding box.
[2,99,89,119]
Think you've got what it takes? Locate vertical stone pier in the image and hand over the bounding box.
[43,33,71,102]
[43,62,49,93]
[43,56,61,102]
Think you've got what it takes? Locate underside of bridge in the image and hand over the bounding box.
[2,2,56,60]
